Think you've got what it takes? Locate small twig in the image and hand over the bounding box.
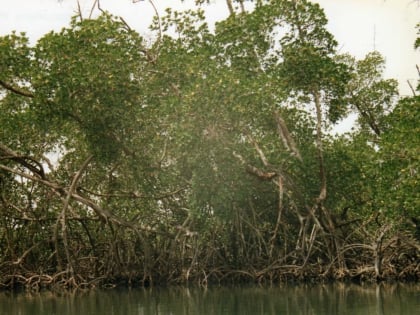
[407,79,417,96]
[133,0,162,53]
[119,16,132,31]
[77,0,83,21]
[89,0,99,18]
[148,0,162,41]
[97,0,105,14]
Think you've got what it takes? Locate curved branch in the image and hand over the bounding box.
[0,79,34,98]
[133,0,161,61]
[0,162,155,233]
[0,143,46,179]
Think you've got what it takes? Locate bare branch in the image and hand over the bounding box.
[0,79,34,98]
[89,0,99,18]
[0,162,154,232]
[407,79,417,96]
[274,111,302,161]
[119,16,132,31]
[76,0,83,21]
[232,151,276,180]
[97,0,105,14]
[132,0,161,63]
[0,143,46,179]
[247,134,270,167]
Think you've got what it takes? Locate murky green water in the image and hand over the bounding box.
[0,283,419,315]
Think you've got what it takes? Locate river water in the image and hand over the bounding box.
[0,283,419,314]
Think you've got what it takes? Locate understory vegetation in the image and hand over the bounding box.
[0,0,419,290]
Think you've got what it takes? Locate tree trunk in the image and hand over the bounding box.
[313,90,345,269]
[313,90,327,203]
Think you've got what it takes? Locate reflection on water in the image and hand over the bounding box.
[1,283,419,315]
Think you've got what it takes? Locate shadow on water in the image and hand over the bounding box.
[0,282,419,315]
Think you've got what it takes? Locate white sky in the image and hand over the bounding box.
[1,0,418,95]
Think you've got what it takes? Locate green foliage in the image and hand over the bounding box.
[0,32,31,80]
[0,1,418,287]
[0,33,61,159]
[276,0,350,102]
[338,52,398,135]
[324,133,376,217]
[32,14,146,162]
[376,96,420,218]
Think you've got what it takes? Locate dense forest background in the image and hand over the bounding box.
[0,0,419,289]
